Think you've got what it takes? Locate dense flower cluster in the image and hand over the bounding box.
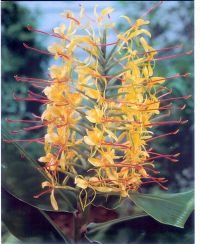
[8,3,191,210]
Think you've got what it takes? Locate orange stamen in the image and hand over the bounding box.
[66,14,80,25]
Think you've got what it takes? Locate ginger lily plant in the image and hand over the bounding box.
[3,1,194,243]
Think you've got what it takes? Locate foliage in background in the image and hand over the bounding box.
[2,1,48,128]
[1,1,48,242]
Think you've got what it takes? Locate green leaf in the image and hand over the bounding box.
[2,188,71,243]
[87,212,147,234]
[108,68,130,86]
[86,212,147,242]
[106,43,119,64]
[129,190,194,228]
[86,212,194,244]
[101,29,107,59]
[2,128,76,213]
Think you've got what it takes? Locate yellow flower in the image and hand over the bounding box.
[48,65,68,80]
[75,177,89,189]
[48,42,65,59]
[85,88,102,100]
[53,23,66,36]
[38,153,56,171]
[41,182,59,211]
[83,128,103,146]
[97,7,114,24]
[85,107,103,123]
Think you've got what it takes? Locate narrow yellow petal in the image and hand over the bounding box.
[85,88,101,100]
[128,29,151,40]
[50,190,58,211]
[60,151,66,171]
[88,157,102,167]
[94,186,113,192]
[83,136,95,146]
[140,37,149,52]
[75,177,88,189]
[98,7,114,23]
[120,15,133,25]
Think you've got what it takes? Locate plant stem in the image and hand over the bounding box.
[73,200,91,243]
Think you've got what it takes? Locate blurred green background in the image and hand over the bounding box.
[1,1,194,243]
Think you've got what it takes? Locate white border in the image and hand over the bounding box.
[195,0,199,243]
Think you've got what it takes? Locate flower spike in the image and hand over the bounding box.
[6,4,191,211]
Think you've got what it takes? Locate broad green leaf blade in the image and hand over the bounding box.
[129,190,194,228]
[87,212,147,234]
[86,213,194,244]
[86,212,147,243]
[2,129,76,213]
[2,188,71,243]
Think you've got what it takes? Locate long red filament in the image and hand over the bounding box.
[11,124,46,134]
[31,84,46,89]
[154,50,192,61]
[146,120,188,127]
[102,142,130,149]
[13,93,48,104]
[143,73,190,85]
[146,155,178,163]
[28,90,47,99]
[27,25,118,48]
[151,111,171,121]
[137,44,183,55]
[141,177,168,190]
[23,43,54,56]
[23,43,70,59]
[14,75,51,84]
[4,137,44,143]
[139,104,186,112]
[32,113,41,119]
[157,89,172,99]
[33,188,52,199]
[27,25,65,40]
[140,1,164,19]
[5,118,41,123]
[147,150,179,157]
